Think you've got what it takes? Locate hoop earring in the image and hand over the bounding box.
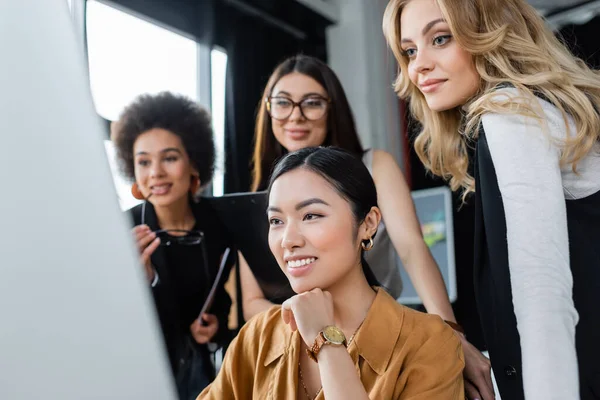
[190,175,200,194]
[361,237,374,251]
[131,182,145,200]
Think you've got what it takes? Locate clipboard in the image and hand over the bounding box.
[197,247,231,323]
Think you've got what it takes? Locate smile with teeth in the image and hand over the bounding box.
[287,258,316,268]
[151,184,171,194]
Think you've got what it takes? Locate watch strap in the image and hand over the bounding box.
[306,332,326,363]
[306,328,347,363]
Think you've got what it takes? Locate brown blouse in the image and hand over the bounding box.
[198,288,465,399]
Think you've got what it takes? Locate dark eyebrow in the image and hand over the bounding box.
[135,148,182,157]
[400,18,446,44]
[160,147,182,154]
[295,198,330,210]
[266,198,330,214]
[301,93,327,99]
[271,91,327,99]
[267,206,281,214]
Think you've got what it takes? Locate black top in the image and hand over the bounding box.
[205,192,294,307]
[473,131,600,400]
[129,199,233,377]
[162,229,211,332]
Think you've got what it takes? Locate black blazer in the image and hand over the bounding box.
[128,198,233,377]
[473,131,600,399]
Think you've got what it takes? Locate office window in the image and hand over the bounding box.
[211,48,227,197]
[86,0,227,208]
[86,0,198,121]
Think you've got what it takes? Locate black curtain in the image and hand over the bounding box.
[106,0,215,45]
[559,16,600,69]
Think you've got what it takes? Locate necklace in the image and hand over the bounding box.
[298,362,318,400]
[298,325,363,400]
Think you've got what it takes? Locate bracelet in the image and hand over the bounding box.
[444,320,465,334]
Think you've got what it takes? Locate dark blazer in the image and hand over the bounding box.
[128,198,233,377]
[473,131,600,399]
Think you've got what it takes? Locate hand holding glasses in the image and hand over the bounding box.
[133,200,209,285]
[132,224,161,283]
[140,200,205,246]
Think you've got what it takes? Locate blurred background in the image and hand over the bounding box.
[67,0,600,348]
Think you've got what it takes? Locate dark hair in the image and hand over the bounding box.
[251,55,365,191]
[112,91,215,186]
[267,146,380,287]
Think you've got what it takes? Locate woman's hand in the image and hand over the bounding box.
[281,288,335,347]
[190,314,219,344]
[459,334,495,399]
[132,224,160,283]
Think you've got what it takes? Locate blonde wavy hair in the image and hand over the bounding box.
[383,0,600,196]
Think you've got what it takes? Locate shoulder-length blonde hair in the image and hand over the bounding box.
[383,0,600,196]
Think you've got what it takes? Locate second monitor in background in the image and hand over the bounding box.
[397,187,457,305]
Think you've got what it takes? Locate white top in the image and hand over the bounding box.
[481,87,600,400]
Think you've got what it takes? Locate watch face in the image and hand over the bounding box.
[323,326,346,344]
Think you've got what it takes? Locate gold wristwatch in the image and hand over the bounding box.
[306,325,347,363]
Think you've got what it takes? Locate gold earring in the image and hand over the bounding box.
[361,237,374,251]
[131,182,145,200]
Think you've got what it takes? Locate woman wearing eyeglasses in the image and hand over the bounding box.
[238,55,493,397]
[112,92,233,400]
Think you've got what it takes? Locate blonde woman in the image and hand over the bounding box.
[383,1,600,400]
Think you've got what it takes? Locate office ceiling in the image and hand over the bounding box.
[530,0,596,15]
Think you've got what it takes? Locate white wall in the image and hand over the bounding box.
[326,0,404,168]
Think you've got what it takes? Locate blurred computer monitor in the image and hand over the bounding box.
[396,186,457,305]
[0,2,176,399]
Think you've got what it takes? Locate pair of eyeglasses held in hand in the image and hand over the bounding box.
[140,198,210,288]
[141,200,204,246]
